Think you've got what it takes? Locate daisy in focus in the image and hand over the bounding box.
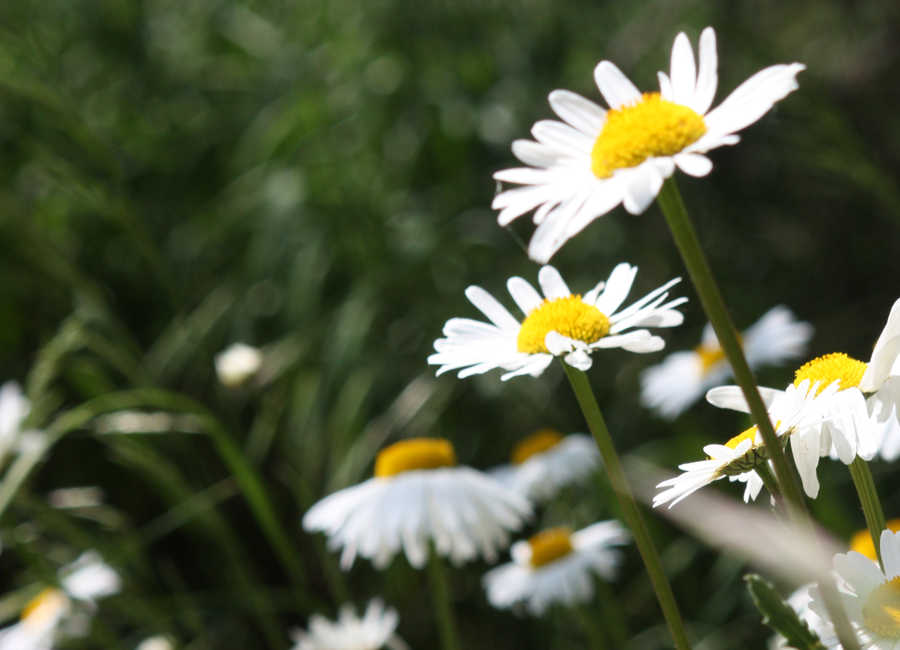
[483,521,628,615]
[492,26,805,262]
[0,552,121,650]
[489,429,600,501]
[428,263,685,381]
[809,529,900,648]
[653,379,838,507]
[640,305,813,419]
[290,600,408,650]
[303,437,531,570]
[707,296,900,480]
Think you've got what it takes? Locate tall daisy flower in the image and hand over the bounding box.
[489,429,600,501]
[303,438,531,569]
[809,529,900,648]
[428,263,685,381]
[653,379,838,507]
[290,600,408,650]
[0,552,120,650]
[483,521,628,615]
[492,26,805,262]
[640,306,813,419]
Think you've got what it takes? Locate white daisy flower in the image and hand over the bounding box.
[489,429,600,501]
[428,263,685,381]
[303,438,531,570]
[641,306,813,419]
[290,599,407,650]
[492,26,805,262]
[809,529,900,648]
[0,552,120,650]
[849,520,900,565]
[483,521,628,615]
[214,343,263,388]
[653,379,838,507]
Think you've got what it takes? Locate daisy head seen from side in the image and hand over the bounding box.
[290,600,407,650]
[428,263,685,381]
[483,521,628,615]
[492,26,805,262]
[302,437,531,570]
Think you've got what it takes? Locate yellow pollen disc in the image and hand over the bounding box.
[21,587,68,627]
[511,429,564,465]
[527,527,575,568]
[590,92,707,179]
[850,519,900,561]
[863,576,900,639]
[374,438,457,478]
[793,352,867,395]
[724,425,759,451]
[695,343,726,375]
[517,295,609,355]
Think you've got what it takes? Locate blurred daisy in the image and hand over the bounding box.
[428,263,685,381]
[290,600,407,650]
[303,438,531,569]
[489,429,600,501]
[136,637,175,650]
[0,552,120,650]
[483,521,628,615]
[640,306,813,419]
[492,26,805,262]
[0,381,38,467]
[653,379,838,507]
[708,297,900,477]
[215,343,262,388]
[810,529,900,648]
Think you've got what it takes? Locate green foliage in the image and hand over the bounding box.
[745,574,825,650]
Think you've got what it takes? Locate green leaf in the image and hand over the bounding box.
[745,574,826,650]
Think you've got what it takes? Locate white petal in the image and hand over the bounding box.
[531,120,593,156]
[621,165,664,214]
[544,331,574,356]
[657,71,673,100]
[705,385,782,413]
[538,265,571,300]
[593,263,637,315]
[593,61,641,110]
[464,286,519,330]
[790,429,821,499]
[512,139,561,168]
[507,277,543,315]
[564,349,594,371]
[861,297,900,392]
[548,89,606,136]
[691,27,718,115]
[669,32,697,106]
[674,153,713,177]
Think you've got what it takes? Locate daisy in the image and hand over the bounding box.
[489,429,600,501]
[483,521,628,615]
[810,529,900,648]
[0,552,120,650]
[707,297,900,477]
[303,437,531,570]
[653,379,839,507]
[640,305,813,419]
[290,600,408,650]
[428,263,685,381]
[492,26,805,262]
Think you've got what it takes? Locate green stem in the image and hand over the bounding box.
[562,364,690,650]
[848,457,887,568]
[656,177,806,514]
[427,549,460,650]
[754,463,781,504]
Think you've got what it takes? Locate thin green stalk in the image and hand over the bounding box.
[562,364,690,650]
[754,463,781,505]
[656,178,806,514]
[427,549,460,650]
[848,457,887,568]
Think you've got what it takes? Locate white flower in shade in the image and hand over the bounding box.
[428,263,685,381]
[303,438,531,569]
[0,552,120,650]
[214,343,262,388]
[641,306,813,419]
[809,529,900,648]
[489,429,600,501]
[492,26,805,262]
[483,521,628,615]
[290,600,407,650]
[653,379,839,507]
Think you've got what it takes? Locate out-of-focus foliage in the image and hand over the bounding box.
[0,0,898,648]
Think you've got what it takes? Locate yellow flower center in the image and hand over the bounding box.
[715,425,784,477]
[511,429,564,465]
[517,295,610,354]
[374,438,457,478]
[527,527,575,567]
[696,343,726,375]
[724,425,759,451]
[863,577,900,639]
[793,352,868,395]
[590,92,707,178]
[850,519,900,562]
[21,587,69,628]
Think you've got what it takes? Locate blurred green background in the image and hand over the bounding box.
[0,0,899,647]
